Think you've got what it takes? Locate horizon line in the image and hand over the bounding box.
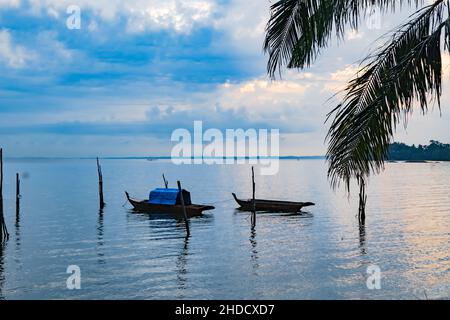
[4,155,326,160]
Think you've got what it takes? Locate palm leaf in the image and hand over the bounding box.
[326,0,448,190]
[264,0,423,78]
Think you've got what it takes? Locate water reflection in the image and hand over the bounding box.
[176,235,189,292]
[96,208,105,265]
[358,222,367,255]
[0,243,5,300]
[126,210,213,234]
[13,210,23,273]
[249,228,259,275]
[126,211,181,238]
[15,210,21,249]
[2,160,450,299]
[126,211,198,298]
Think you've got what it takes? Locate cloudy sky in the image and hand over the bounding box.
[0,0,449,157]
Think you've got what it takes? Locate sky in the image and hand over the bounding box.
[0,0,449,157]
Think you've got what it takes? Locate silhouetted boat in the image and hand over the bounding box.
[125,188,214,217]
[232,193,314,213]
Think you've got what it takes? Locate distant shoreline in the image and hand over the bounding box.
[388,141,450,162]
[6,157,450,163]
[4,156,326,161]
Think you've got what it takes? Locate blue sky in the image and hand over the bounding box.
[0,0,449,157]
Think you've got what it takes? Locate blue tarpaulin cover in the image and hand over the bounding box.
[148,188,180,205]
[148,188,192,205]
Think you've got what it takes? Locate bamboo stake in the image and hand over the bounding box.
[177,180,190,236]
[16,173,20,218]
[0,148,3,241]
[0,148,9,242]
[358,176,367,224]
[251,166,256,228]
[97,158,105,209]
[163,174,168,188]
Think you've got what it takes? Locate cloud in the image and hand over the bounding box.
[0,0,19,8]
[213,0,269,54]
[1,1,450,157]
[322,64,359,93]
[347,30,364,40]
[4,0,218,34]
[215,75,317,129]
[0,67,347,138]
[0,29,33,68]
[123,0,215,33]
[0,29,76,71]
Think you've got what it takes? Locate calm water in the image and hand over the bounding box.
[0,159,449,299]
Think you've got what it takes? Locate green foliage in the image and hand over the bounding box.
[389,140,450,161]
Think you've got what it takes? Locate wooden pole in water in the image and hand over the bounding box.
[177,180,190,236]
[358,176,367,224]
[0,148,9,242]
[16,173,20,218]
[0,148,3,241]
[251,166,256,228]
[163,174,168,188]
[97,158,105,209]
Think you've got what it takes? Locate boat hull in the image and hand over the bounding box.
[232,193,314,213]
[126,192,214,217]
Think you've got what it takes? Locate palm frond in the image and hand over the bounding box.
[326,0,448,190]
[264,0,311,78]
[264,0,424,78]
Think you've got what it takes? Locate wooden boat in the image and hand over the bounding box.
[232,193,314,213]
[125,190,214,217]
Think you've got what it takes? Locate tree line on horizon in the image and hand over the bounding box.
[388,140,450,161]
